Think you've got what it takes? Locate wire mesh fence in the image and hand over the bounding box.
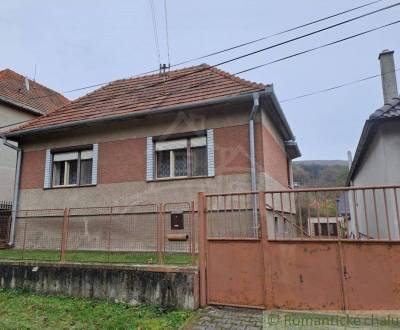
[0,202,197,265]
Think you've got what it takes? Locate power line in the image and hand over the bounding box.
[24,0,398,98]
[171,0,388,67]
[164,0,171,66]
[25,1,400,102]
[280,68,400,103]
[71,1,400,95]
[234,20,400,75]
[149,0,161,67]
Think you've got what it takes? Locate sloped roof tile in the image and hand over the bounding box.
[0,69,69,114]
[10,64,267,134]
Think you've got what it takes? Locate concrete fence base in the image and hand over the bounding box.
[0,261,199,310]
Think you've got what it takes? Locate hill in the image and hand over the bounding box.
[293,160,349,188]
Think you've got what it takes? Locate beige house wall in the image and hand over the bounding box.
[0,103,36,201]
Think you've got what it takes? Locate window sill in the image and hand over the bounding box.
[44,184,97,190]
[148,175,214,183]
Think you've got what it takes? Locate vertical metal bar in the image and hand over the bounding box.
[157,204,163,264]
[352,190,360,239]
[21,218,27,260]
[307,193,311,237]
[373,189,380,239]
[362,190,370,240]
[107,207,112,263]
[297,192,304,239]
[288,192,293,237]
[223,196,227,237]
[316,192,321,238]
[60,208,70,263]
[198,192,207,307]
[161,204,165,264]
[190,201,196,265]
[271,193,276,240]
[335,191,340,240]
[383,189,391,240]
[280,192,284,238]
[325,193,330,239]
[394,188,400,240]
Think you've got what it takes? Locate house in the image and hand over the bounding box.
[347,50,400,239]
[0,69,69,202]
[4,64,300,245]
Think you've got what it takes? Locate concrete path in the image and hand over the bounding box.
[186,306,263,330]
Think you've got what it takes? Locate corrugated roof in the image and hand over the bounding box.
[0,69,69,114]
[9,64,267,134]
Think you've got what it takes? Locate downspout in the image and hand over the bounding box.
[2,136,21,246]
[249,92,260,235]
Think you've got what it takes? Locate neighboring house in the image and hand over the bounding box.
[0,69,69,201]
[347,50,400,239]
[308,217,341,237]
[4,64,300,245]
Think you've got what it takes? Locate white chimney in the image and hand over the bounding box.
[378,50,398,104]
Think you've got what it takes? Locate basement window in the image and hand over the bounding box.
[52,149,93,187]
[155,136,207,179]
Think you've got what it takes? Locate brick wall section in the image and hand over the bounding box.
[98,138,146,184]
[261,124,289,187]
[20,149,45,189]
[18,124,289,189]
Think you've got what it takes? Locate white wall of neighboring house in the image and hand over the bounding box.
[350,120,400,240]
[0,103,36,201]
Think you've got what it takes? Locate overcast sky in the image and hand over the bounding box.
[1,0,399,160]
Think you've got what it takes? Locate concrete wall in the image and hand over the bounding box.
[0,103,36,201]
[0,261,198,309]
[18,103,291,210]
[351,120,400,239]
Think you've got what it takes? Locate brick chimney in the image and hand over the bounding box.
[378,50,398,104]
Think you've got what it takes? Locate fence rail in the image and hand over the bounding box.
[1,202,197,265]
[203,185,400,242]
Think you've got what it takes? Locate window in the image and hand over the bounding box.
[52,149,93,187]
[155,136,207,179]
[314,223,338,236]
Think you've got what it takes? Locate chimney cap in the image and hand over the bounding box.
[379,49,394,59]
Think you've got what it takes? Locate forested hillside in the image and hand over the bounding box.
[293,160,349,188]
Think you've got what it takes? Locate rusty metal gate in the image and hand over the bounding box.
[198,186,400,310]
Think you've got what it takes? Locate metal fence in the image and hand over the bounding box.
[202,185,400,241]
[264,185,400,241]
[1,202,197,265]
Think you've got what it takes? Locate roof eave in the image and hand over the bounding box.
[5,91,263,140]
[0,94,45,116]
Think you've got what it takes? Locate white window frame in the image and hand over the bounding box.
[51,148,94,188]
[155,136,207,180]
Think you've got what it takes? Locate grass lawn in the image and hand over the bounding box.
[0,289,193,329]
[0,249,196,266]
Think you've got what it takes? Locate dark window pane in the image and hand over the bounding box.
[157,150,170,178]
[68,160,78,185]
[191,146,207,176]
[53,162,65,186]
[314,223,319,236]
[329,223,338,236]
[80,159,93,185]
[174,149,187,176]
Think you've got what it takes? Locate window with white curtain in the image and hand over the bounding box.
[52,149,93,187]
[155,136,207,179]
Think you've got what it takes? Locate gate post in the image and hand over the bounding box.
[258,191,275,309]
[198,192,207,307]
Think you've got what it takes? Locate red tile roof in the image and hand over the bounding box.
[0,69,69,115]
[9,64,267,134]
